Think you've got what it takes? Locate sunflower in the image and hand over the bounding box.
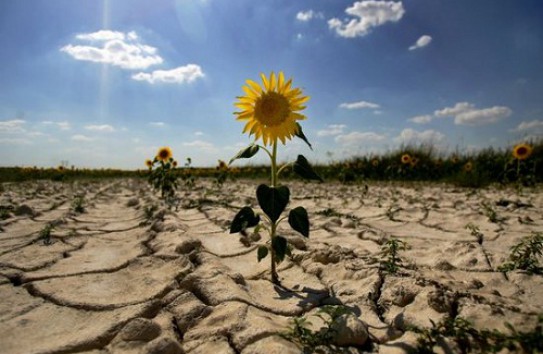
[401,154,411,165]
[156,147,173,162]
[145,159,153,168]
[234,71,310,145]
[410,157,419,167]
[371,158,379,167]
[512,143,532,160]
[463,161,473,172]
[172,160,178,167]
[217,160,228,170]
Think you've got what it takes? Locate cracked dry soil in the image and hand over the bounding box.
[0,179,542,354]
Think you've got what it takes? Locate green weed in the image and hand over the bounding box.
[498,232,543,274]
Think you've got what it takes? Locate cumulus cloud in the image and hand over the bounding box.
[132,64,204,84]
[434,102,475,117]
[434,102,511,126]
[71,134,94,142]
[409,115,433,124]
[339,100,380,109]
[0,119,26,133]
[511,120,543,133]
[395,128,445,144]
[61,30,163,70]
[84,124,115,132]
[409,35,432,50]
[317,124,346,137]
[454,107,511,126]
[296,10,324,22]
[328,0,405,38]
[183,140,218,152]
[42,121,71,130]
[149,122,166,127]
[335,131,386,145]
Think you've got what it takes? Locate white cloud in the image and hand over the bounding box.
[42,120,71,130]
[182,140,217,152]
[328,0,405,38]
[0,119,26,133]
[194,131,204,136]
[409,35,432,50]
[317,124,346,137]
[339,100,380,109]
[395,128,445,144]
[296,10,324,22]
[132,64,204,84]
[61,30,163,70]
[84,124,115,132]
[149,122,166,127]
[71,134,94,142]
[335,131,386,145]
[0,138,32,145]
[434,102,475,117]
[454,106,512,126]
[75,30,125,41]
[511,120,543,132]
[409,115,433,124]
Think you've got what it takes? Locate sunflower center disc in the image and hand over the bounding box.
[255,92,290,127]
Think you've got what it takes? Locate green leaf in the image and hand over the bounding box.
[288,206,309,237]
[294,123,313,150]
[257,246,268,262]
[230,206,260,234]
[293,155,323,182]
[256,184,290,223]
[229,144,259,165]
[272,236,288,263]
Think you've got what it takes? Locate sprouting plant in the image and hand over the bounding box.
[465,222,484,245]
[282,305,350,352]
[215,160,229,187]
[71,195,85,213]
[181,157,195,187]
[481,201,500,223]
[380,238,408,274]
[498,232,543,274]
[411,315,543,354]
[229,71,322,284]
[142,204,158,224]
[0,205,13,220]
[39,223,54,245]
[147,147,179,203]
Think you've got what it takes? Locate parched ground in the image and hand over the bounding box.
[0,178,542,354]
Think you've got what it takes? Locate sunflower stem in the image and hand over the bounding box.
[270,138,279,284]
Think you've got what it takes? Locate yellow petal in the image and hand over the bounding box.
[242,86,257,99]
[260,73,270,92]
[269,72,276,91]
[246,79,262,95]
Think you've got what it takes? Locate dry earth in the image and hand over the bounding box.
[0,179,542,353]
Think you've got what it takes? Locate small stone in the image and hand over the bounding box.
[144,337,184,354]
[14,204,35,216]
[329,314,369,347]
[119,318,161,342]
[126,198,139,207]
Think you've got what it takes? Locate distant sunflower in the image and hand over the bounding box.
[463,161,473,172]
[372,158,379,167]
[217,160,228,170]
[172,160,178,167]
[156,147,173,162]
[145,159,153,168]
[401,154,411,165]
[512,143,532,160]
[57,165,65,171]
[410,157,419,167]
[235,71,310,145]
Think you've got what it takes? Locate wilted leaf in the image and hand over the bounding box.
[293,155,323,182]
[257,246,269,262]
[294,123,313,150]
[288,206,309,237]
[229,144,259,165]
[230,206,260,233]
[272,236,288,263]
[256,184,290,223]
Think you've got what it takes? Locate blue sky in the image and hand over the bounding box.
[1,0,542,168]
